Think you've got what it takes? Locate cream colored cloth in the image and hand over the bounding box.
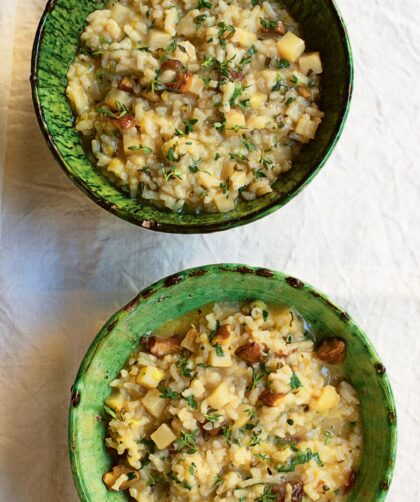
[0,0,419,500]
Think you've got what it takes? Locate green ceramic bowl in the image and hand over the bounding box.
[69,264,396,501]
[31,0,353,233]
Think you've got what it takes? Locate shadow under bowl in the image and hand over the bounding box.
[69,264,396,501]
[31,0,353,233]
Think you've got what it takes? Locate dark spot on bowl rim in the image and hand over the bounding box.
[30,0,354,234]
[189,269,208,277]
[236,266,254,274]
[164,274,183,287]
[381,480,390,491]
[387,410,396,425]
[340,311,350,321]
[123,295,141,312]
[256,268,274,277]
[375,363,386,376]
[105,319,118,335]
[286,276,305,289]
[71,390,81,407]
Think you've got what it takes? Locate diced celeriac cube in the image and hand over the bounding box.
[230,171,248,191]
[136,366,164,389]
[207,382,231,409]
[142,389,167,418]
[299,52,323,75]
[151,423,177,449]
[295,116,320,141]
[247,115,270,130]
[233,403,252,429]
[214,194,235,213]
[197,171,220,189]
[209,348,233,367]
[107,158,125,178]
[250,92,266,109]
[66,84,89,115]
[277,32,305,62]
[164,7,178,36]
[311,385,340,412]
[147,29,173,50]
[105,392,125,413]
[181,328,198,352]
[231,28,257,48]
[225,110,245,131]
[104,89,132,110]
[177,10,200,37]
[111,3,131,25]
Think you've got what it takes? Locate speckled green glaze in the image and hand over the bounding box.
[31,0,353,233]
[69,264,396,502]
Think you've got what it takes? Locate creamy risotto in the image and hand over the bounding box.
[102,301,362,501]
[66,0,324,213]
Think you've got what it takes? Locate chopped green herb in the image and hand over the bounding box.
[159,386,180,399]
[198,0,213,7]
[324,431,333,445]
[167,147,176,162]
[219,182,228,195]
[222,425,232,444]
[184,118,198,134]
[103,405,117,419]
[188,462,196,475]
[275,58,290,69]
[255,453,269,460]
[136,46,150,52]
[246,408,256,419]
[256,486,277,502]
[260,18,278,31]
[213,475,223,487]
[128,145,153,154]
[161,40,178,61]
[251,0,259,5]
[272,77,288,92]
[194,13,208,28]
[175,429,198,454]
[250,429,262,446]
[217,22,236,49]
[208,320,220,343]
[215,153,221,160]
[230,152,248,162]
[205,412,223,423]
[202,55,216,68]
[202,77,211,88]
[189,159,201,173]
[176,355,193,378]
[262,309,269,321]
[253,168,267,179]
[186,395,198,409]
[286,97,295,105]
[96,100,130,119]
[277,448,323,472]
[290,372,303,390]
[289,74,299,84]
[162,166,183,181]
[214,343,225,356]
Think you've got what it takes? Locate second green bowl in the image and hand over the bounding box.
[69,264,396,501]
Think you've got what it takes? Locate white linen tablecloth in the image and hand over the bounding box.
[0,0,419,500]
